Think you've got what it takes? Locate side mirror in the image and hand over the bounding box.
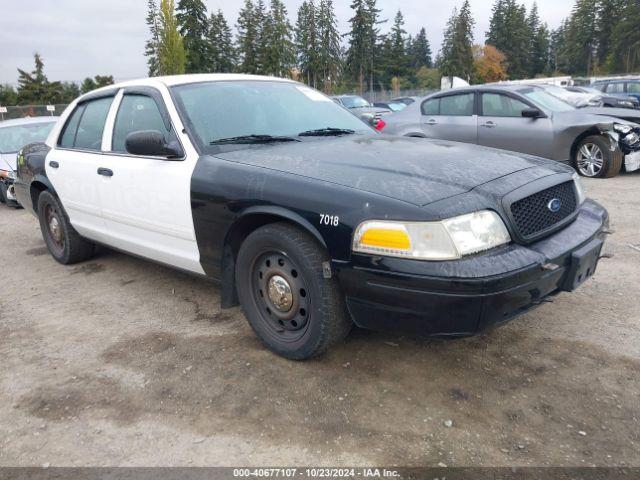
[522,107,543,118]
[125,130,183,158]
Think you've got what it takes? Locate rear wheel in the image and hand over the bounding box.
[574,135,622,178]
[235,223,352,360]
[37,191,95,264]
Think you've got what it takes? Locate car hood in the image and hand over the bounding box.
[0,153,17,171]
[212,135,563,206]
[577,107,640,124]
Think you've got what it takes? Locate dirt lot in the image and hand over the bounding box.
[0,174,639,467]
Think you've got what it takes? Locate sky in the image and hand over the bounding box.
[0,0,575,85]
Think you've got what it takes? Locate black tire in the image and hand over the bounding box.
[573,135,623,178]
[37,190,95,264]
[235,222,352,360]
[0,182,6,204]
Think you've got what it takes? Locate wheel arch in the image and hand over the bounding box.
[29,176,55,213]
[220,206,327,309]
[570,128,612,162]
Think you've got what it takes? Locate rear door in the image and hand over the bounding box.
[97,86,204,274]
[626,82,640,102]
[420,92,478,143]
[46,94,115,242]
[604,81,626,98]
[477,92,554,159]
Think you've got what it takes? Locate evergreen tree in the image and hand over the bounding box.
[60,82,81,102]
[316,0,342,92]
[410,28,432,70]
[206,10,236,73]
[262,0,295,77]
[388,10,409,79]
[237,0,261,74]
[145,0,161,76]
[158,0,186,75]
[16,53,62,104]
[176,0,209,73]
[0,85,19,106]
[486,0,530,79]
[527,3,550,77]
[439,1,474,81]
[561,0,599,75]
[605,0,640,73]
[345,0,380,92]
[295,1,320,86]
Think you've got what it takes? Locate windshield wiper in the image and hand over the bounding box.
[298,127,356,137]
[210,134,300,145]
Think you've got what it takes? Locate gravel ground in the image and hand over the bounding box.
[0,173,638,467]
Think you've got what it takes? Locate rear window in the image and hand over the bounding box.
[421,98,439,115]
[607,83,625,94]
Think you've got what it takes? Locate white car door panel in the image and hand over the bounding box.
[97,87,203,274]
[420,93,478,144]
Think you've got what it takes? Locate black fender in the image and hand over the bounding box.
[219,205,328,309]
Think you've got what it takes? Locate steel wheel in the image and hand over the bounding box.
[44,202,65,256]
[576,142,604,177]
[250,251,311,342]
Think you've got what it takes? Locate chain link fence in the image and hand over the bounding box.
[0,104,68,121]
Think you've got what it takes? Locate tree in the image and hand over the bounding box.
[439,1,474,81]
[473,44,508,83]
[316,0,342,92]
[527,3,551,77]
[388,10,409,79]
[409,28,432,70]
[16,53,62,104]
[60,82,81,102]
[81,75,115,94]
[0,85,18,106]
[561,0,599,75]
[605,0,640,73]
[237,0,261,73]
[158,0,186,75]
[486,0,531,79]
[206,10,235,73]
[262,0,295,77]
[176,0,209,73]
[145,0,161,76]
[295,1,319,86]
[345,0,380,93]
[415,67,440,89]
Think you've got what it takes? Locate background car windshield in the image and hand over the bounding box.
[172,81,370,149]
[0,122,55,153]
[387,102,406,111]
[340,96,371,108]
[520,89,575,112]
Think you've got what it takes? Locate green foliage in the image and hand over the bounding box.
[295,1,319,86]
[486,0,532,79]
[237,0,262,74]
[0,85,18,106]
[176,0,209,73]
[145,0,161,76]
[207,10,236,73]
[262,0,296,77]
[316,0,342,92]
[158,0,186,75]
[415,67,440,89]
[409,28,432,70]
[345,0,381,92]
[80,75,115,94]
[604,0,640,73]
[439,1,474,81]
[16,53,63,105]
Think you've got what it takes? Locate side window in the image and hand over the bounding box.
[59,105,85,148]
[627,83,640,94]
[439,93,474,116]
[112,94,176,153]
[607,83,625,94]
[421,98,440,115]
[482,93,529,117]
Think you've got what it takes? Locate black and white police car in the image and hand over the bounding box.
[16,74,609,359]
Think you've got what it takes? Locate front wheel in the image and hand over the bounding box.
[573,135,622,178]
[0,182,7,204]
[37,191,96,264]
[235,223,352,360]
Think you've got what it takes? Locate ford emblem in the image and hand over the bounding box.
[547,198,562,213]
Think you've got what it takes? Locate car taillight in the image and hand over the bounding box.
[375,118,386,131]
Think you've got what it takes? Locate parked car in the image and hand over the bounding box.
[382,84,640,178]
[566,85,639,109]
[593,78,640,103]
[391,96,419,105]
[0,117,58,207]
[331,94,390,130]
[528,83,603,108]
[17,74,608,359]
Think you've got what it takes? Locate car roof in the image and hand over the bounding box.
[75,73,296,103]
[0,116,59,128]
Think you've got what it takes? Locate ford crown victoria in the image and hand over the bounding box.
[15,74,609,359]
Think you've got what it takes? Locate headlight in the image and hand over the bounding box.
[572,172,586,205]
[619,101,634,108]
[352,211,511,261]
[614,123,633,135]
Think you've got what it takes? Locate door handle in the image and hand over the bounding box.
[49,161,59,169]
[97,167,114,177]
[426,119,437,125]
[481,121,497,128]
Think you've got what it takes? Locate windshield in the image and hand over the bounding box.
[387,102,407,112]
[520,88,575,112]
[0,122,55,153]
[339,96,371,109]
[172,81,370,150]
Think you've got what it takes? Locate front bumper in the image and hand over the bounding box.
[0,174,18,203]
[334,200,608,337]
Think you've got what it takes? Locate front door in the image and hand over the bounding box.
[477,92,554,159]
[97,87,204,274]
